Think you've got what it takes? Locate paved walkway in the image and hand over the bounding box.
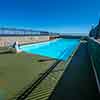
[49,43,99,100]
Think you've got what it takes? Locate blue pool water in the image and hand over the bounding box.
[19,38,80,61]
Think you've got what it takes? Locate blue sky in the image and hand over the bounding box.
[0,0,100,35]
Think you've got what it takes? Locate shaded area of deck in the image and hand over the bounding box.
[49,43,99,100]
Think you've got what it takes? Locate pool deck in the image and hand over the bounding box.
[49,42,99,100]
[0,52,57,99]
[0,40,100,100]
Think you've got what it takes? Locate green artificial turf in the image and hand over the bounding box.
[0,52,56,99]
[25,61,66,100]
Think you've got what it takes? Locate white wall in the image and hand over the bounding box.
[0,36,50,47]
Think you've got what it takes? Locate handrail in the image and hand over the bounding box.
[89,38,100,46]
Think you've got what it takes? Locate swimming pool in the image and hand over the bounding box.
[19,38,80,61]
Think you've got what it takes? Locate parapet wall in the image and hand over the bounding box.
[0,36,50,47]
[88,38,100,87]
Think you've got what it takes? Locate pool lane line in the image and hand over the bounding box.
[15,40,80,100]
[90,55,100,93]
